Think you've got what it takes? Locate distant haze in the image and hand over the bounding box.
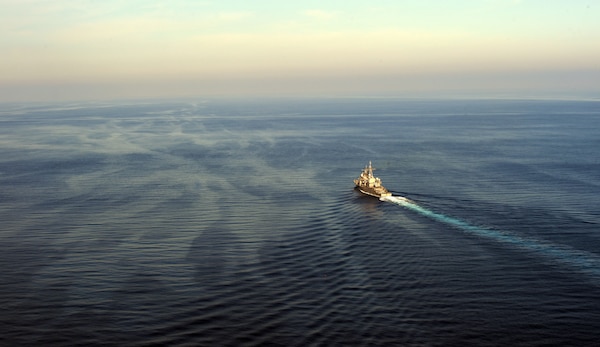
[2,1,599,102]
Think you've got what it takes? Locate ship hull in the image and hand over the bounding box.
[355,186,392,198]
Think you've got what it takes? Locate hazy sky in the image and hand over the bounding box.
[2,0,599,101]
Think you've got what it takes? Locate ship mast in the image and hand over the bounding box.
[367,161,375,178]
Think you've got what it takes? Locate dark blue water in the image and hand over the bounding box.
[1,98,600,346]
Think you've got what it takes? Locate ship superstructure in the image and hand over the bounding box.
[354,162,392,198]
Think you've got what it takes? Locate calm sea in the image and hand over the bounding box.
[1,98,600,346]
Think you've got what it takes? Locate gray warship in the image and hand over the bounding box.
[354,161,392,198]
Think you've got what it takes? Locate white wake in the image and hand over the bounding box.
[380,194,600,284]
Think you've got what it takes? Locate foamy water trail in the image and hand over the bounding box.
[381,195,600,283]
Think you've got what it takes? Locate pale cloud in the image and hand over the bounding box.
[485,0,522,3]
[302,9,336,20]
[216,11,253,21]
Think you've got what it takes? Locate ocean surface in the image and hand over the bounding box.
[1,98,600,346]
